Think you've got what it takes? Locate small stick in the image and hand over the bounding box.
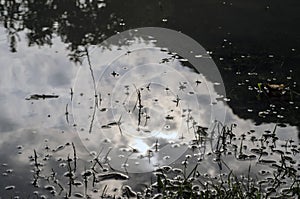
[65,104,69,124]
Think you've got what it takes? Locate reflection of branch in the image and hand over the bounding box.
[85,47,97,102]
[33,149,41,187]
[137,88,142,126]
[33,149,40,171]
[88,103,97,134]
[72,143,77,173]
[85,47,99,134]
[132,85,143,126]
[66,155,74,197]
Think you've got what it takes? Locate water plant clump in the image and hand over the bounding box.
[27,122,300,198]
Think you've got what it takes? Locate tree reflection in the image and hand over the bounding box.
[0,0,172,62]
[0,0,124,61]
[1,0,299,135]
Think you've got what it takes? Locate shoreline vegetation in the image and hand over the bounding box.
[28,122,300,198]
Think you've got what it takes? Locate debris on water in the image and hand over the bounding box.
[73,181,83,187]
[165,115,174,120]
[81,170,93,177]
[258,159,276,164]
[111,71,119,77]
[63,171,75,178]
[261,83,287,96]
[163,156,170,160]
[25,94,59,100]
[101,125,111,129]
[53,145,65,152]
[96,172,129,181]
[73,192,84,198]
[100,108,107,112]
[6,169,13,173]
[5,185,15,190]
[44,185,55,191]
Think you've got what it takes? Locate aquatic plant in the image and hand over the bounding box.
[27,122,300,198]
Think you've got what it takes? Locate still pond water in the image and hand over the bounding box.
[0,1,300,198]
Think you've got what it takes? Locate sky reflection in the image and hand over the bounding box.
[0,26,299,197]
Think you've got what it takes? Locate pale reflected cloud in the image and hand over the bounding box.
[0,26,298,197]
[71,37,227,173]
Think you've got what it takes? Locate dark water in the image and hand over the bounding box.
[0,0,299,198]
